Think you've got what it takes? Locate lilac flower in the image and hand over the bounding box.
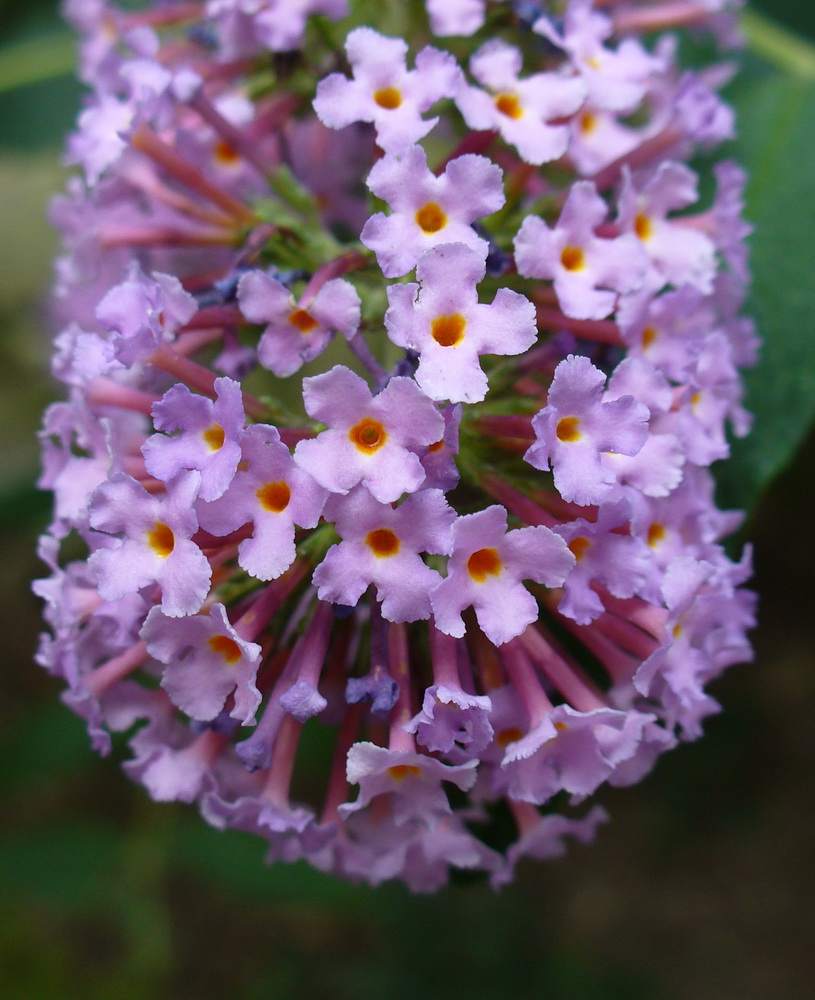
[142,603,262,725]
[618,162,717,294]
[314,487,455,622]
[293,365,444,503]
[142,377,245,502]
[384,242,537,402]
[87,471,211,617]
[535,3,663,114]
[361,145,505,277]
[238,269,361,376]
[207,0,349,56]
[455,40,587,165]
[431,505,575,645]
[514,181,647,320]
[37,0,756,891]
[95,267,197,365]
[525,354,650,506]
[314,28,462,152]
[198,424,328,581]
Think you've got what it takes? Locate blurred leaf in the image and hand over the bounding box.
[0,31,74,94]
[716,31,815,510]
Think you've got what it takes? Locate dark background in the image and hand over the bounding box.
[1,3,813,997]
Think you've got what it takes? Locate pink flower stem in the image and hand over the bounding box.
[234,561,308,642]
[429,624,461,689]
[100,226,237,248]
[187,89,272,180]
[480,474,559,528]
[592,124,684,192]
[594,610,660,660]
[122,2,203,28]
[346,332,389,388]
[476,414,535,439]
[131,125,256,223]
[301,250,369,304]
[263,713,302,806]
[435,130,497,175]
[519,625,606,712]
[614,2,711,34]
[501,639,554,728]
[86,377,160,416]
[84,640,149,699]
[535,305,624,346]
[149,344,268,420]
[321,702,363,822]
[388,623,416,753]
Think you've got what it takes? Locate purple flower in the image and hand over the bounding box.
[361,145,505,277]
[87,471,211,617]
[314,487,455,622]
[238,269,361,376]
[525,354,650,506]
[455,40,587,165]
[293,365,444,503]
[36,0,757,891]
[142,602,262,725]
[142,376,245,502]
[314,28,462,152]
[514,181,648,320]
[384,242,537,402]
[431,505,575,645]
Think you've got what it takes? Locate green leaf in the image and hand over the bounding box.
[716,38,815,511]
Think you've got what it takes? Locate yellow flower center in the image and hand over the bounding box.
[366,528,400,558]
[208,634,242,664]
[560,245,585,271]
[349,418,387,453]
[147,522,174,558]
[374,87,402,110]
[430,313,466,347]
[556,416,582,442]
[467,547,502,582]
[257,481,291,513]
[415,202,447,234]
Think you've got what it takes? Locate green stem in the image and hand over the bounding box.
[742,10,815,80]
[0,32,75,95]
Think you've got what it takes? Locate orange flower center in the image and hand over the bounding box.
[415,202,447,234]
[202,424,225,451]
[634,212,653,240]
[257,481,291,513]
[494,92,523,119]
[147,522,174,558]
[467,547,502,582]
[388,764,421,780]
[349,418,387,453]
[560,246,585,271]
[366,528,400,558]
[289,308,317,333]
[430,313,466,347]
[208,634,242,664]
[374,87,402,110]
[556,416,582,442]
[568,536,591,560]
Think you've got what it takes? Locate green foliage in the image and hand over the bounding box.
[717,29,815,511]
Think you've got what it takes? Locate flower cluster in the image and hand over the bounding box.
[37,0,755,891]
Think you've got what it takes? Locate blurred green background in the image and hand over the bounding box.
[1,2,814,998]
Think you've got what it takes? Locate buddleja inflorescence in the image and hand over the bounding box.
[36,0,756,890]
